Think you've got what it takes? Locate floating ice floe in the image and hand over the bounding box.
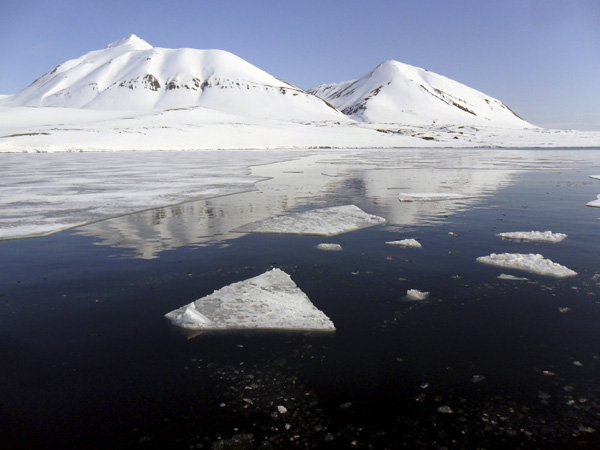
[496,231,567,242]
[589,175,600,180]
[316,243,343,251]
[165,268,335,332]
[386,238,422,248]
[405,289,430,301]
[236,205,385,236]
[476,253,577,278]
[497,273,529,281]
[398,192,478,202]
[587,194,600,208]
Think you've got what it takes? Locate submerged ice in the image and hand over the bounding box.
[236,205,385,236]
[477,253,577,278]
[496,231,568,242]
[165,269,335,331]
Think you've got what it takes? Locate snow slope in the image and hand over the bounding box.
[2,35,344,122]
[309,60,531,127]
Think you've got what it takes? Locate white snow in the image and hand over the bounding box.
[398,192,480,202]
[587,194,600,208]
[386,239,422,248]
[1,36,599,153]
[405,289,430,301]
[317,243,343,251]
[309,60,532,128]
[236,205,385,236]
[496,231,568,242]
[477,253,577,278]
[165,268,335,331]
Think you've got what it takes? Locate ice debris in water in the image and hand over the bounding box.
[587,194,600,208]
[316,243,343,251]
[477,253,577,278]
[398,192,478,202]
[165,268,335,331]
[497,273,529,281]
[386,238,422,248]
[496,231,567,242]
[236,205,385,236]
[405,289,430,301]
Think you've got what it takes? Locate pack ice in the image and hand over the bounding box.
[165,269,335,331]
[476,253,577,278]
[496,231,567,242]
[236,205,385,236]
[398,193,478,202]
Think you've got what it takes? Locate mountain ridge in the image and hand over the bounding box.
[4,35,530,127]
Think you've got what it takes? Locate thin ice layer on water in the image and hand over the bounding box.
[398,192,479,202]
[386,238,422,248]
[476,253,577,278]
[165,268,335,331]
[236,205,385,236]
[496,231,567,242]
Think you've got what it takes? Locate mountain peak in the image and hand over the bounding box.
[107,34,152,50]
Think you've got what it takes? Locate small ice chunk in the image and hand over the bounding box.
[405,289,430,301]
[398,192,478,202]
[236,205,385,236]
[476,253,577,278]
[498,273,529,281]
[277,405,288,414]
[587,194,600,208]
[437,406,454,414]
[386,239,422,248]
[316,243,343,251]
[496,231,567,242]
[165,268,335,331]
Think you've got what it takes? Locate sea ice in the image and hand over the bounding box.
[496,231,567,242]
[476,253,577,278]
[385,239,422,248]
[497,273,529,281]
[236,205,385,236]
[587,194,600,208]
[165,268,335,331]
[316,243,343,251]
[398,192,479,202]
[405,289,430,301]
[589,175,600,180]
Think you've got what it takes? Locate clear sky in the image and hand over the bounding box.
[1,0,598,130]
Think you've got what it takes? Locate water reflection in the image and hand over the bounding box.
[75,149,591,259]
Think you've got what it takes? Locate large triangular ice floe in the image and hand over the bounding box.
[236,205,385,236]
[165,268,335,331]
[476,253,577,278]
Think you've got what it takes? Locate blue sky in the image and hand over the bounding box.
[1,0,599,130]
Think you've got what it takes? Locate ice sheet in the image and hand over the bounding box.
[496,231,567,242]
[165,268,335,331]
[398,192,480,202]
[386,239,422,248]
[477,253,577,278]
[236,205,385,236]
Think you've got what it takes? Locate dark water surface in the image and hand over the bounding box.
[1,149,600,449]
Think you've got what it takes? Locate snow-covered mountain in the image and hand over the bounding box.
[309,60,531,127]
[3,35,344,122]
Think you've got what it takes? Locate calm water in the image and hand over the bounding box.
[1,149,600,449]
